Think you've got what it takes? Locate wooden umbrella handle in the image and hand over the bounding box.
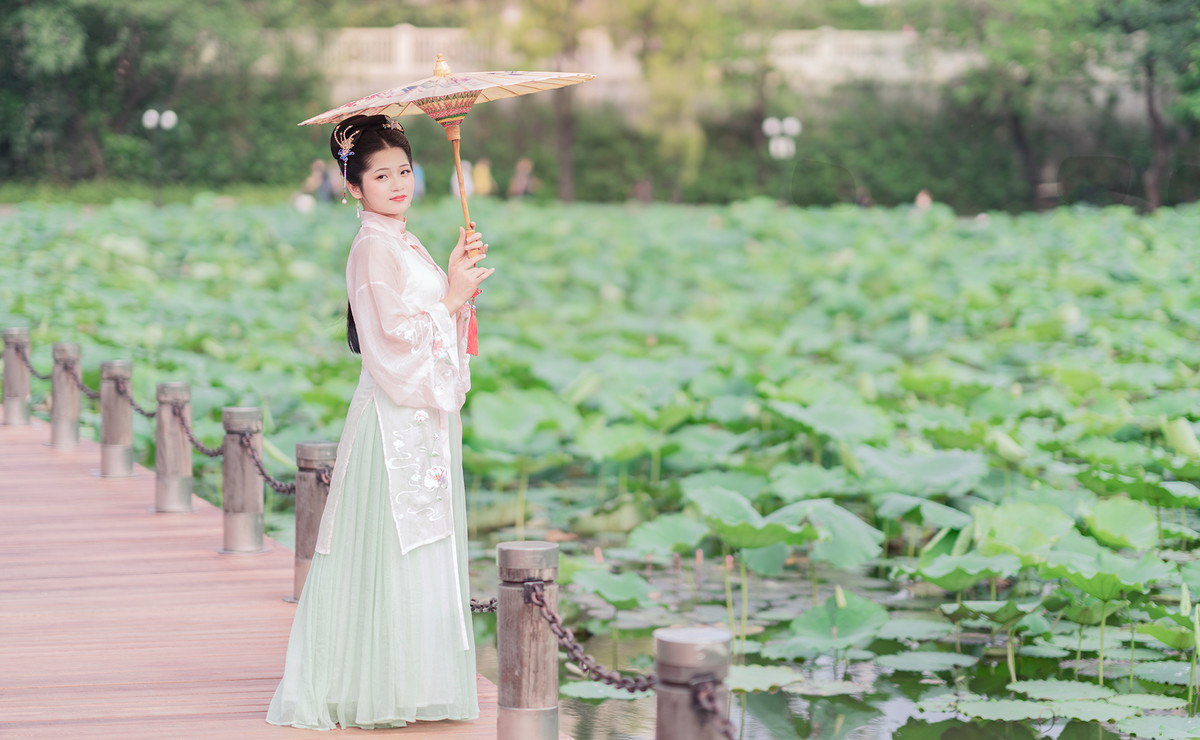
[450,138,483,257]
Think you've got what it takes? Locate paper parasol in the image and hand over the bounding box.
[299,54,595,233]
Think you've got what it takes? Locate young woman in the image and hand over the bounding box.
[267,113,493,730]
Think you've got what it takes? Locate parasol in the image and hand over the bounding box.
[299,54,595,237]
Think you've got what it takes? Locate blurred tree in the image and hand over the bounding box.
[914,0,1102,207]
[602,0,727,200]
[0,0,320,184]
[470,0,597,202]
[1095,0,1200,211]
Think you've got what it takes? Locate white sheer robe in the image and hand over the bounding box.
[316,211,472,558]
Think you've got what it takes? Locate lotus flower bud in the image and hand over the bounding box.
[835,584,847,609]
[1183,583,1192,617]
[1164,417,1200,459]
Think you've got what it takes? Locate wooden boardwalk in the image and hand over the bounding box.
[0,419,500,739]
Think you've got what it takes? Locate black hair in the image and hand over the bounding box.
[331,114,414,354]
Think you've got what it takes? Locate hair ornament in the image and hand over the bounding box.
[383,116,405,133]
[334,125,359,204]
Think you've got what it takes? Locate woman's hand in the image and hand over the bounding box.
[441,222,494,315]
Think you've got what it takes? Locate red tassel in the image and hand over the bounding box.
[466,303,479,356]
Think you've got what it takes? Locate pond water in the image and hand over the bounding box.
[466,545,1174,740]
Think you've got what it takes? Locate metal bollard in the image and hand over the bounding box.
[2,328,31,425]
[154,382,193,512]
[497,541,560,740]
[289,441,337,602]
[99,360,133,477]
[50,343,81,447]
[654,627,733,740]
[220,407,267,554]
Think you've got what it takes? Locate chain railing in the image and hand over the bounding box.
[525,581,659,693]
[239,431,297,495]
[693,681,738,740]
[470,597,498,613]
[60,359,101,400]
[113,376,157,419]
[170,401,224,458]
[13,343,51,380]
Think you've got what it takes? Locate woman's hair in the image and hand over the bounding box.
[331,114,414,354]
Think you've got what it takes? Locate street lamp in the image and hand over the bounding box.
[143,108,178,205]
[763,116,801,201]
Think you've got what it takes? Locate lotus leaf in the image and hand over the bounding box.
[875,651,978,672]
[917,552,1021,592]
[1108,694,1187,710]
[769,463,853,501]
[770,400,890,442]
[627,513,708,557]
[571,570,652,610]
[779,677,867,696]
[1006,678,1114,701]
[854,446,987,497]
[680,470,768,499]
[877,618,955,642]
[1041,551,1175,601]
[1131,660,1198,686]
[783,498,883,569]
[769,590,887,654]
[685,487,817,549]
[742,543,790,576]
[1138,621,1195,650]
[725,664,802,692]
[939,600,1039,627]
[1118,716,1200,740]
[559,680,649,700]
[1083,497,1159,551]
[1048,700,1137,723]
[876,493,972,530]
[973,501,1074,565]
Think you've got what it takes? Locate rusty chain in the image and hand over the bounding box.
[113,376,157,419]
[60,360,101,400]
[13,343,52,380]
[525,581,658,694]
[170,401,223,458]
[239,432,297,495]
[694,680,738,740]
[470,598,498,613]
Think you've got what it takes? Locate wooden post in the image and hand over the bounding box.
[2,328,31,425]
[154,382,193,512]
[497,541,559,740]
[100,360,133,477]
[290,441,337,602]
[654,627,733,740]
[220,407,266,554]
[50,342,81,448]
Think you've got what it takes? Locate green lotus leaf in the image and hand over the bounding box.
[1107,694,1187,710]
[559,680,649,700]
[769,462,853,501]
[875,650,978,672]
[1118,716,1200,740]
[627,513,709,557]
[770,400,891,442]
[1138,621,1195,651]
[1083,497,1159,551]
[875,493,972,530]
[726,664,802,693]
[571,569,652,610]
[939,599,1040,626]
[854,446,987,497]
[1006,678,1115,701]
[955,698,1052,721]
[777,498,882,569]
[1049,700,1137,723]
[877,618,955,642]
[774,591,888,653]
[917,552,1021,592]
[742,543,790,576]
[974,501,1075,565]
[685,487,814,549]
[1131,660,1199,686]
[1041,551,1175,601]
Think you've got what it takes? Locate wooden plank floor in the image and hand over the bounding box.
[0,418,501,739]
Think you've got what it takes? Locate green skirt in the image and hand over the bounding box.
[267,400,478,730]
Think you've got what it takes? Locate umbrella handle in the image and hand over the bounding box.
[451,138,482,257]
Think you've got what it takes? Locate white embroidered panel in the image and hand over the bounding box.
[314,212,472,556]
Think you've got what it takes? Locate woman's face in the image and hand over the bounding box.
[347,146,414,220]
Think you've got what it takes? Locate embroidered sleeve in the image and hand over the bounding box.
[348,233,465,411]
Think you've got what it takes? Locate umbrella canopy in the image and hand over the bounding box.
[299,55,594,137]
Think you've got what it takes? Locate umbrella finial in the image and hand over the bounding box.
[433,54,452,78]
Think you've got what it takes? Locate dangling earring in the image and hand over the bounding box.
[356,199,362,218]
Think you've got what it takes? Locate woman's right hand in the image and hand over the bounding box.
[442,224,494,314]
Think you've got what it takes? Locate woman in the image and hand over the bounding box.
[267,113,493,730]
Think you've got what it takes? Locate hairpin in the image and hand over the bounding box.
[383,116,404,133]
[334,126,359,204]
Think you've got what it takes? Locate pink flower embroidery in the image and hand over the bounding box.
[424,466,448,490]
[413,410,429,424]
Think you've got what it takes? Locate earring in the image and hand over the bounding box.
[356,199,362,218]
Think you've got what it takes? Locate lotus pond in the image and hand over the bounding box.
[4,196,1200,739]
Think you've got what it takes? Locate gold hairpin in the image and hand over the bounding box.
[383,117,404,133]
[334,127,359,204]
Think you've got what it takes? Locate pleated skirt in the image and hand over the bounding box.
[266,402,478,730]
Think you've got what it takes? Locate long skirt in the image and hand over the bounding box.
[266,402,478,730]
